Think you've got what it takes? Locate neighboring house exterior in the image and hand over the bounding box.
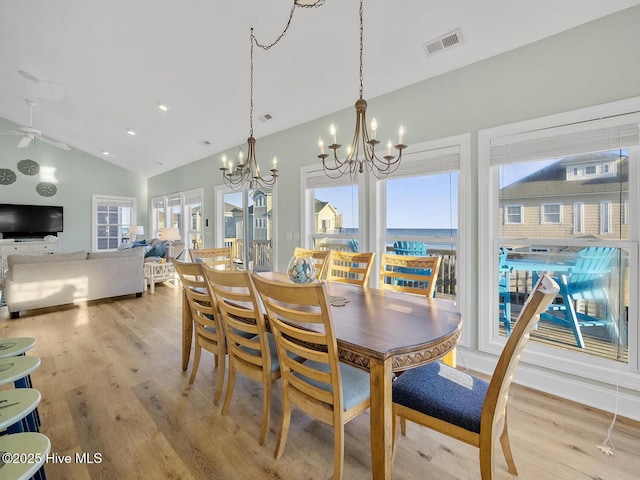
[315,199,343,234]
[499,151,629,241]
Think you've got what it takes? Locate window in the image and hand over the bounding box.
[574,202,584,234]
[383,168,458,297]
[505,205,523,224]
[479,99,640,386]
[302,134,471,346]
[215,187,275,271]
[92,195,136,251]
[151,188,204,251]
[600,200,612,234]
[624,199,630,225]
[301,166,361,253]
[542,204,561,224]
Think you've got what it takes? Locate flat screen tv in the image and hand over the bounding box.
[0,203,63,239]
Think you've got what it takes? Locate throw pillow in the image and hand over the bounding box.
[145,243,166,258]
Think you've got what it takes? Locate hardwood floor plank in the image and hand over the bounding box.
[1,284,638,479]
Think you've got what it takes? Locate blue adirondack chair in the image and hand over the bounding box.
[393,241,428,256]
[541,246,618,348]
[392,241,430,290]
[498,248,512,336]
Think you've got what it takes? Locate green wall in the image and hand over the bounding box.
[149,5,640,274]
[0,117,147,252]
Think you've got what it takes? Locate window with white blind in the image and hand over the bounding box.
[92,195,136,251]
[479,98,640,386]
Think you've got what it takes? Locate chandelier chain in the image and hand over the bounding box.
[253,0,325,51]
[317,0,407,180]
[359,0,364,100]
[249,29,255,137]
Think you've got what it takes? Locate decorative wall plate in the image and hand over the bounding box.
[17,159,40,175]
[0,168,17,185]
[36,182,57,197]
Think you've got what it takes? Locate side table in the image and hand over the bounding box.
[144,261,176,294]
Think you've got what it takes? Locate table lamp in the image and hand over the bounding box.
[129,225,144,242]
[160,227,180,259]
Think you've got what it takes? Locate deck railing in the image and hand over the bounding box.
[222,239,458,296]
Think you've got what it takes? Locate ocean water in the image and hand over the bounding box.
[339,228,458,250]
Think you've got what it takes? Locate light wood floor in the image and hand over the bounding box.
[1,280,639,480]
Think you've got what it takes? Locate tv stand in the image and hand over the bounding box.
[0,239,61,276]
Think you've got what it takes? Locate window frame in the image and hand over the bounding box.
[300,165,365,253]
[600,200,612,234]
[92,194,137,252]
[541,203,562,224]
[478,97,640,389]
[573,202,584,234]
[504,204,523,224]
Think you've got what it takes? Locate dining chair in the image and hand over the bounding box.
[391,274,560,480]
[251,273,371,480]
[379,253,441,297]
[173,260,227,405]
[202,266,279,446]
[325,250,375,287]
[293,247,330,280]
[189,247,234,270]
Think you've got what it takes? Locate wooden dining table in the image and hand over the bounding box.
[180,272,462,480]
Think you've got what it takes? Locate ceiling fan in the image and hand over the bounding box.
[0,100,71,150]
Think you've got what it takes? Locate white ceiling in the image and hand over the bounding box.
[1,0,639,178]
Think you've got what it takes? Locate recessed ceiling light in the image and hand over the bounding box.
[127,129,136,136]
[157,102,169,112]
[101,150,110,155]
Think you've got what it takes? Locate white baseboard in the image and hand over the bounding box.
[457,348,640,422]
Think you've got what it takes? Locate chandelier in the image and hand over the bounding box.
[219,28,278,192]
[220,1,325,191]
[318,0,406,180]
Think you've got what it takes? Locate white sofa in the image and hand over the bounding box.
[5,248,145,318]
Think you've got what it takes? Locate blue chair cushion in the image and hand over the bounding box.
[392,362,488,433]
[241,332,281,372]
[296,360,370,411]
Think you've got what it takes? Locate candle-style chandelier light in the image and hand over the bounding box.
[318,0,407,180]
[220,0,326,191]
[219,28,278,192]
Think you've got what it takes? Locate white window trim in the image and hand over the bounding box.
[372,134,471,348]
[573,202,584,234]
[215,183,278,269]
[504,204,523,224]
[600,200,612,234]
[478,97,640,394]
[300,164,366,252]
[541,203,562,224]
[91,194,137,252]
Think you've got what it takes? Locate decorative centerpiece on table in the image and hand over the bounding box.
[287,256,317,284]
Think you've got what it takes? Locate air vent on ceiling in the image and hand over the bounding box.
[423,29,463,57]
[201,140,211,147]
[259,113,273,123]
